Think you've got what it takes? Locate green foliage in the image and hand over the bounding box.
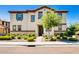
[68,37,78,41]
[42,11,62,29]
[66,25,76,36]
[0,36,12,40]
[56,35,61,40]
[66,23,79,36]
[17,36,21,39]
[6,33,15,39]
[74,23,79,31]
[43,35,57,41]
[43,35,49,41]
[28,33,36,37]
[30,33,35,36]
[62,36,67,40]
[49,35,57,41]
[24,36,28,40]
[60,36,67,41]
[23,33,36,41]
[27,36,35,42]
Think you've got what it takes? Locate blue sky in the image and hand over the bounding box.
[0,5,79,26]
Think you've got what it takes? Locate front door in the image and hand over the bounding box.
[38,25,43,36]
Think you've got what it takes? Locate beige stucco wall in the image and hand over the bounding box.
[10,7,67,35]
[10,13,30,31]
[0,20,2,25]
[54,13,67,31]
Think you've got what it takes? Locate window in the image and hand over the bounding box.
[13,25,16,31]
[6,22,7,26]
[18,25,21,31]
[58,13,62,16]
[2,21,4,25]
[38,12,43,19]
[58,25,62,30]
[16,13,23,21]
[31,15,35,22]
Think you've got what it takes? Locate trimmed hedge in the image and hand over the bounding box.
[27,36,35,42]
[17,36,21,39]
[24,36,28,40]
[0,36,12,40]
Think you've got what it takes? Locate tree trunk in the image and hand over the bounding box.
[52,27,54,35]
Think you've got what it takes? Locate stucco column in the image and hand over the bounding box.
[35,25,38,36]
[43,28,46,35]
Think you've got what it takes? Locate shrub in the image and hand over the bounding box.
[11,35,15,39]
[17,36,21,39]
[50,36,57,41]
[28,34,31,37]
[57,35,60,39]
[6,33,16,39]
[30,33,35,36]
[61,36,67,41]
[24,36,28,40]
[43,35,49,41]
[0,36,12,40]
[56,35,62,41]
[60,33,64,37]
[43,35,47,37]
[27,37,35,42]
[68,37,78,41]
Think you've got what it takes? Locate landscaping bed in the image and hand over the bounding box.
[0,36,12,40]
[43,33,78,42]
[0,33,36,42]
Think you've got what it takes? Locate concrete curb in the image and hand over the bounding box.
[0,41,79,45]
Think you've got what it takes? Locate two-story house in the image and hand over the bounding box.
[0,19,10,35]
[9,6,68,36]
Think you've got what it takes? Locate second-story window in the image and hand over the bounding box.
[16,13,23,21]
[31,15,35,22]
[58,13,62,16]
[38,12,43,19]
[2,21,4,25]
[6,22,7,26]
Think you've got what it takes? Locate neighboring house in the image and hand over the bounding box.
[9,6,68,36]
[0,20,10,35]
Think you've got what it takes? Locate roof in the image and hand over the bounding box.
[8,6,68,13]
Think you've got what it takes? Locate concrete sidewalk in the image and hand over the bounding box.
[0,47,79,54]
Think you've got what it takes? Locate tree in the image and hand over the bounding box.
[66,25,76,36]
[41,11,62,35]
[74,23,79,31]
[66,23,79,36]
